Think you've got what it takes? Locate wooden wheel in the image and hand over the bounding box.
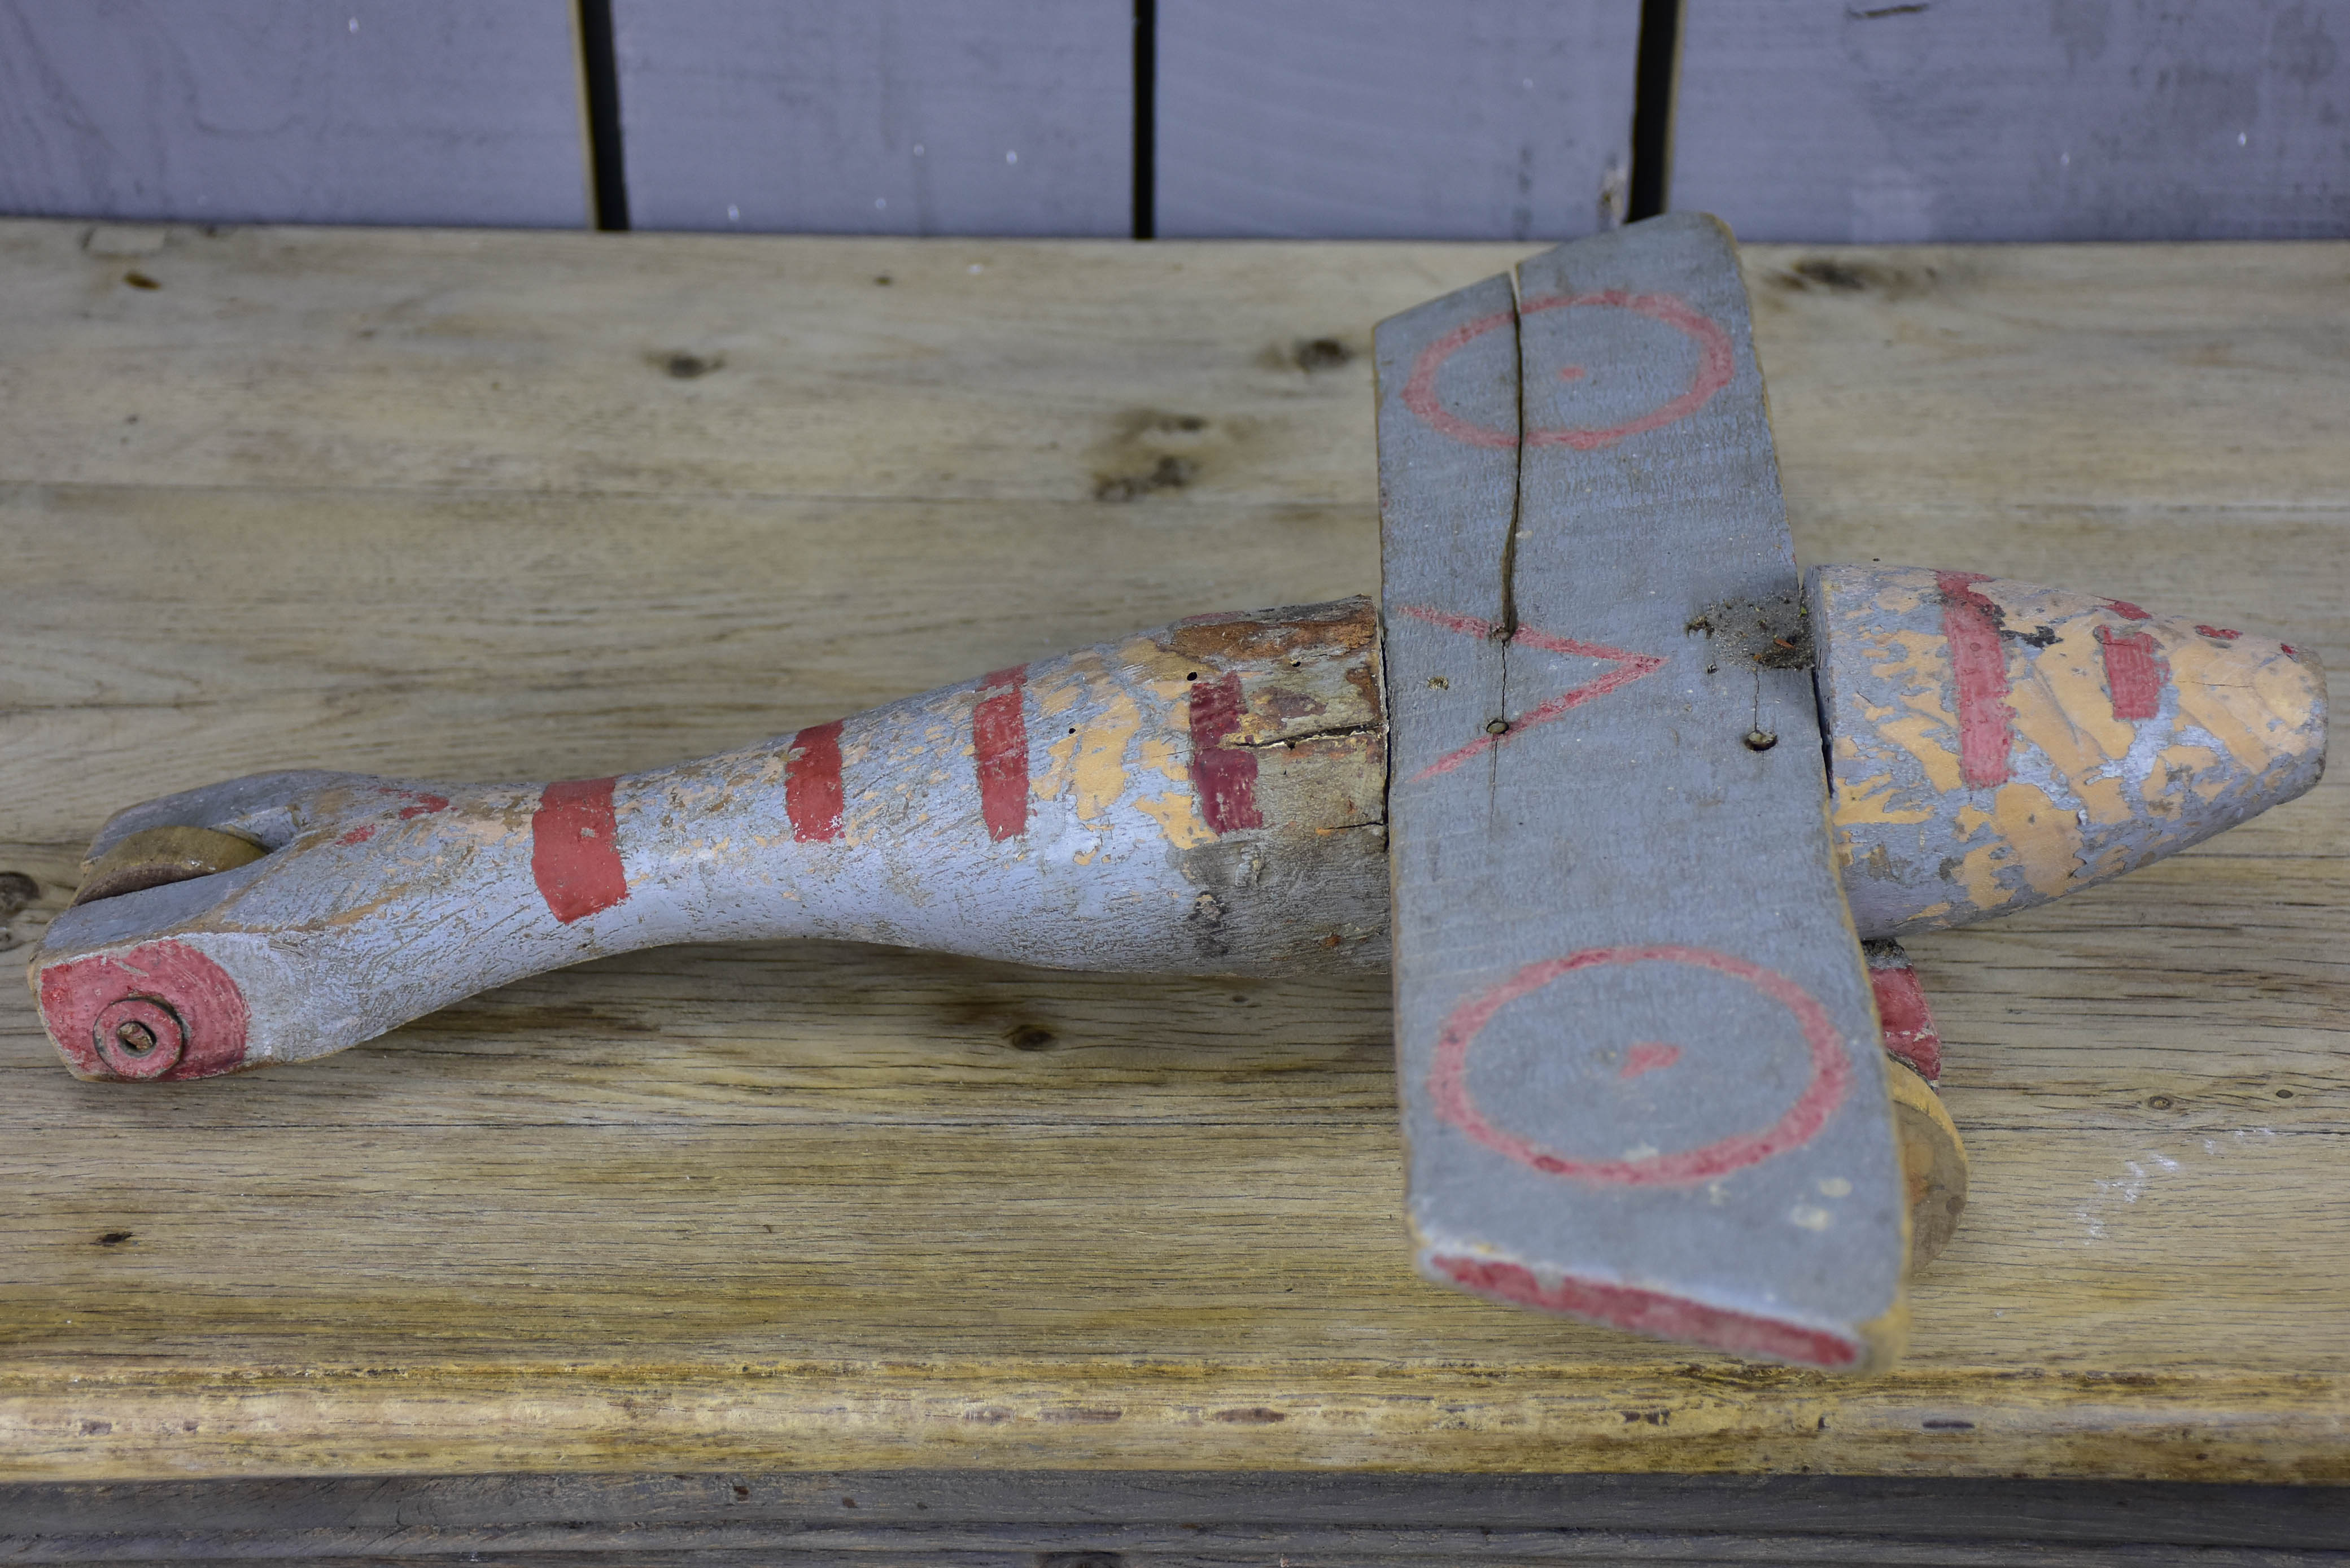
[1886,1055,1969,1274]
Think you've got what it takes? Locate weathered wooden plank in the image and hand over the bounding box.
[6,224,2348,518]
[0,1,589,229]
[3,1482,2350,1567]
[1671,0,2350,242]
[612,0,1132,236]
[7,1467,2348,1554]
[5,1116,2349,1364]
[0,220,1506,506]
[1379,215,1906,1369]
[0,223,2342,1480]
[1155,0,1641,239]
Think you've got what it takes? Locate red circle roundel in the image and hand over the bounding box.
[1428,944,1850,1186]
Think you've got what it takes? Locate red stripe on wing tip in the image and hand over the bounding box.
[531,777,628,924]
[785,720,846,843]
[973,666,1030,842]
[1431,1253,1862,1369]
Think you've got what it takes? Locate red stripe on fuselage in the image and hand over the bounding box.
[786,720,845,843]
[1188,672,1263,834]
[2096,627,2165,721]
[1937,571,2012,789]
[973,666,1029,842]
[532,777,628,923]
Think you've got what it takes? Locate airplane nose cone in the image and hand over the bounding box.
[1810,565,2326,937]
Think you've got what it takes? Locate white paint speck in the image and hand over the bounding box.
[726,203,740,222]
[1006,150,1018,164]
[2059,151,2070,167]
[912,142,925,156]
[1791,1204,1833,1231]
[1817,1177,1852,1198]
[967,262,985,274]
[875,196,886,209]
[2239,131,2249,146]
[1622,1143,1661,1161]
[1522,77,1534,89]
[348,16,358,32]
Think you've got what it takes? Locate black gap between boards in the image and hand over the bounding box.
[578,0,631,231]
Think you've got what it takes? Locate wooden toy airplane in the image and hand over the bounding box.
[29,216,2325,1372]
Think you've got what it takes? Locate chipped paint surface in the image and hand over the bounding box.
[31,600,1388,1079]
[1815,566,2327,936]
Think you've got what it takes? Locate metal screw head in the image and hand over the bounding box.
[113,1020,159,1055]
[1744,728,1779,751]
[1485,718,1510,735]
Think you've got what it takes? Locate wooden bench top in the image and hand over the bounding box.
[1,220,2343,1483]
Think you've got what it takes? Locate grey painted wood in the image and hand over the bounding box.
[1157,0,1643,239]
[3,1469,2348,1561]
[0,0,589,229]
[1378,213,1905,1369]
[1672,0,2350,242]
[613,0,1132,236]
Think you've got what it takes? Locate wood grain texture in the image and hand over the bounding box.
[1155,0,1641,239]
[0,219,2343,1482]
[1671,0,2350,243]
[0,0,589,229]
[613,0,1132,236]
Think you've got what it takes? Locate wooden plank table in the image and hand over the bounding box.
[0,220,2345,1553]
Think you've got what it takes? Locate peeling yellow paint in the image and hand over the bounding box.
[1137,733,1191,790]
[1071,692,1141,823]
[2169,634,2291,774]
[1871,577,1928,615]
[1994,780,2079,898]
[1952,838,2009,915]
[1832,772,1934,828]
[1135,791,1213,849]
[1038,728,1079,805]
[1119,634,1203,701]
[1032,652,1116,805]
[1034,666,1086,718]
[1877,713,1963,796]
[2007,614,2135,785]
[2150,742,2222,806]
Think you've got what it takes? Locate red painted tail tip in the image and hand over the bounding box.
[36,941,252,1082]
[1430,1253,1863,1370]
